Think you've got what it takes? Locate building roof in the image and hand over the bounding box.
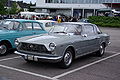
[103,3,120,9]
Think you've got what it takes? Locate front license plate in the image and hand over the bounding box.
[27,55,34,60]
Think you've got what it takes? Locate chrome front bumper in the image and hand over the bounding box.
[15,51,62,63]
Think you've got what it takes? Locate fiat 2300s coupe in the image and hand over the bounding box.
[15,22,110,68]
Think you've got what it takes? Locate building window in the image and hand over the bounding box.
[72,0,78,3]
[85,0,92,4]
[45,0,53,3]
[78,0,84,4]
[54,0,59,3]
[91,0,99,3]
[46,0,120,4]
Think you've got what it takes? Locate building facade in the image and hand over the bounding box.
[35,0,120,18]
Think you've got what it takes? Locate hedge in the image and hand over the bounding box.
[88,16,120,27]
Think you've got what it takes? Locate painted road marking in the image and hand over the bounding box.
[0,56,21,62]
[0,51,118,80]
[52,52,120,79]
[0,64,59,80]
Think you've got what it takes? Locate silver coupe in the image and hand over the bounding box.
[15,22,110,68]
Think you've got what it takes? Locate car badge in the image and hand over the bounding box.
[29,44,34,48]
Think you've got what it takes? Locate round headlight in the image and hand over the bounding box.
[49,43,56,51]
[15,39,19,46]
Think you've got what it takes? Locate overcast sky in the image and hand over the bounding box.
[12,0,36,4]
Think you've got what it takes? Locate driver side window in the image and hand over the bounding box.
[13,22,20,30]
[8,22,14,30]
[74,25,82,35]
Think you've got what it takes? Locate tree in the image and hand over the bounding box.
[0,0,8,15]
[9,2,18,14]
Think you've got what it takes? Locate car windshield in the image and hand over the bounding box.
[49,23,82,35]
[0,20,20,30]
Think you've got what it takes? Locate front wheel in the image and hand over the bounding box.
[0,43,9,55]
[59,48,73,69]
[96,44,105,57]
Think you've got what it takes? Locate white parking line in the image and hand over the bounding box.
[52,52,120,79]
[0,64,58,80]
[0,56,21,62]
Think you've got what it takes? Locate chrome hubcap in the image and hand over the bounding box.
[100,45,104,55]
[0,45,7,54]
[64,51,72,66]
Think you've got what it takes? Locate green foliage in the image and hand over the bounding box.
[9,2,18,14]
[88,16,120,27]
[0,0,8,15]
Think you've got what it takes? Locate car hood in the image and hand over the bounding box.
[18,34,77,50]
[19,34,74,44]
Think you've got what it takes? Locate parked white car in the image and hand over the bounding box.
[36,20,56,31]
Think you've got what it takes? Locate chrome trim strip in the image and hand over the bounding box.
[15,51,62,60]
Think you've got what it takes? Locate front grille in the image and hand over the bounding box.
[18,43,48,53]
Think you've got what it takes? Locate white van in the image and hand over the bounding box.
[19,12,50,20]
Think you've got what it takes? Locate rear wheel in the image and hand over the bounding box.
[96,44,105,57]
[60,48,73,69]
[0,43,9,55]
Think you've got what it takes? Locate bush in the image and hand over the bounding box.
[88,16,120,27]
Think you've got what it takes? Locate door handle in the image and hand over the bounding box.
[82,34,87,37]
[33,32,36,34]
[95,37,100,39]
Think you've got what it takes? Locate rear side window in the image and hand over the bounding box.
[13,22,20,30]
[82,24,95,35]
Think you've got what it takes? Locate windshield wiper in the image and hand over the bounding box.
[54,32,67,34]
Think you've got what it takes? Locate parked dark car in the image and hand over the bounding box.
[15,22,110,68]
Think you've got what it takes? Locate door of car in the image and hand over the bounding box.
[17,22,34,37]
[80,24,100,54]
[32,22,47,34]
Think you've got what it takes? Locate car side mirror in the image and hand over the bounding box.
[82,34,87,37]
[98,32,102,34]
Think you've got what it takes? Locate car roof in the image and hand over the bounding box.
[63,22,92,25]
[36,20,56,23]
[5,19,39,22]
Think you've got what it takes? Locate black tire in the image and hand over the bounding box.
[59,48,73,69]
[96,44,105,57]
[0,43,9,56]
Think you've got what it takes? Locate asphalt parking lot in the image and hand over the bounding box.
[0,27,120,80]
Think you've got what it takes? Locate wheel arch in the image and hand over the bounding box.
[0,40,13,49]
[101,41,106,48]
[64,45,76,59]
